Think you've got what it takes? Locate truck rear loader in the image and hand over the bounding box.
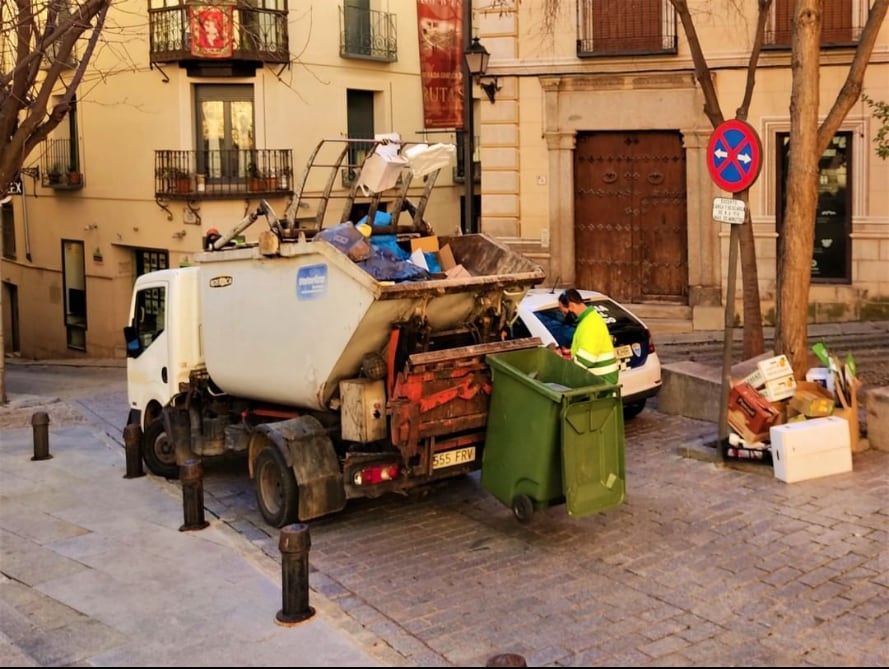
[124,140,545,527]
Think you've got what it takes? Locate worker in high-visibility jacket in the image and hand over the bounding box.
[559,289,620,385]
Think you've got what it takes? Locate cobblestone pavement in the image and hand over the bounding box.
[3,322,888,667]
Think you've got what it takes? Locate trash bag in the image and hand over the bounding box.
[358,245,430,282]
[368,234,410,260]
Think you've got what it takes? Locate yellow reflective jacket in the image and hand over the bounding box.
[570,306,619,385]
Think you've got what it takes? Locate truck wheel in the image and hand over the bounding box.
[512,494,534,524]
[254,447,298,528]
[142,419,179,479]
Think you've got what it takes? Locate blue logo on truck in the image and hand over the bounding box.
[297,264,327,300]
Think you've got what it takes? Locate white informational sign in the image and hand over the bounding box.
[712,197,746,224]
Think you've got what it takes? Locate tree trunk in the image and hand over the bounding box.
[775,0,821,378]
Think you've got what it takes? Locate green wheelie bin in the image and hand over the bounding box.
[481,347,626,522]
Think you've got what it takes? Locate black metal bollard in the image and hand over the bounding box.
[123,424,145,479]
[178,459,209,532]
[275,523,315,626]
[31,412,52,461]
[486,654,528,667]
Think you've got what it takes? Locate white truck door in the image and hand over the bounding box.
[125,276,175,423]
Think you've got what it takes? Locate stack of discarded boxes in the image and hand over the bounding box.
[726,345,861,483]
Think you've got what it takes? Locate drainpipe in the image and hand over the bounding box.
[20,172,32,262]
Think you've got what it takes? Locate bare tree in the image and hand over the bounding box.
[671,0,770,360]
[776,0,889,377]
[0,0,111,403]
[537,0,887,371]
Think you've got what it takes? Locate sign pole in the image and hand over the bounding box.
[717,220,741,461]
[706,119,762,462]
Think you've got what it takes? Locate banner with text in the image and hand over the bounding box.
[416,0,463,129]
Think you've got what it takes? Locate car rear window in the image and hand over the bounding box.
[533,299,646,349]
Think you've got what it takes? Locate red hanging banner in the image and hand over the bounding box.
[190,5,234,59]
[416,0,464,129]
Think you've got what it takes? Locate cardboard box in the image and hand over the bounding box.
[445,264,472,279]
[835,377,862,452]
[743,368,766,389]
[789,382,835,418]
[756,354,793,383]
[770,416,852,483]
[438,244,456,271]
[727,381,783,442]
[760,374,797,402]
[410,236,440,254]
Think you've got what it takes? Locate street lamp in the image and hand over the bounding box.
[462,36,492,235]
[465,37,498,103]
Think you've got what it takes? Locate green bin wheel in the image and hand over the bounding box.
[512,494,534,523]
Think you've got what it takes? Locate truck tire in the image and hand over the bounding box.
[142,418,179,479]
[254,446,299,528]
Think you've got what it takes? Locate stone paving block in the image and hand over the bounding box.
[16,617,126,666]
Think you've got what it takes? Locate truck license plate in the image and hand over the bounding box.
[432,446,476,470]
[615,345,632,359]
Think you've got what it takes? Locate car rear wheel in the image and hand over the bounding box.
[254,446,299,528]
[623,400,646,421]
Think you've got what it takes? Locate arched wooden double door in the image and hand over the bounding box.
[574,131,688,303]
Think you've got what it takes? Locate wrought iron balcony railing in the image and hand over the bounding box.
[149,3,289,64]
[339,5,397,62]
[41,138,84,190]
[155,149,293,199]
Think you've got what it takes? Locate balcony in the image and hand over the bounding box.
[149,2,289,69]
[155,149,293,199]
[339,5,397,62]
[41,138,84,191]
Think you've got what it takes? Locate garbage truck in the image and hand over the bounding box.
[123,138,546,527]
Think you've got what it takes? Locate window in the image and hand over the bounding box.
[126,284,166,356]
[62,240,86,350]
[577,0,677,56]
[777,132,852,282]
[195,85,254,181]
[768,0,857,47]
[343,0,371,56]
[1,202,14,260]
[135,249,169,277]
[149,0,187,53]
[44,95,80,179]
[346,89,376,176]
[240,0,288,52]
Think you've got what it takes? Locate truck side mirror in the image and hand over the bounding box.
[124,325,142,358]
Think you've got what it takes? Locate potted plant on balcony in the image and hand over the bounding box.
[67,165,83,186]
[247,161,266,192]
[47,163,63,185]
[162,167,191,194]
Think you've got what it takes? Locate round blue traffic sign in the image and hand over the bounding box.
[707,119,762,193]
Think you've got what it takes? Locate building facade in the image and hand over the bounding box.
[2,0,470,359]
[475,0,889,330]
[2,0,888,360]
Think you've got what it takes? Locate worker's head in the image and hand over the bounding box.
[559,289,586,317]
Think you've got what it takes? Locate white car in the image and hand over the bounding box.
[511,288,663,419]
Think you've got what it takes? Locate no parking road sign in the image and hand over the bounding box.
[707,119,762,193]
